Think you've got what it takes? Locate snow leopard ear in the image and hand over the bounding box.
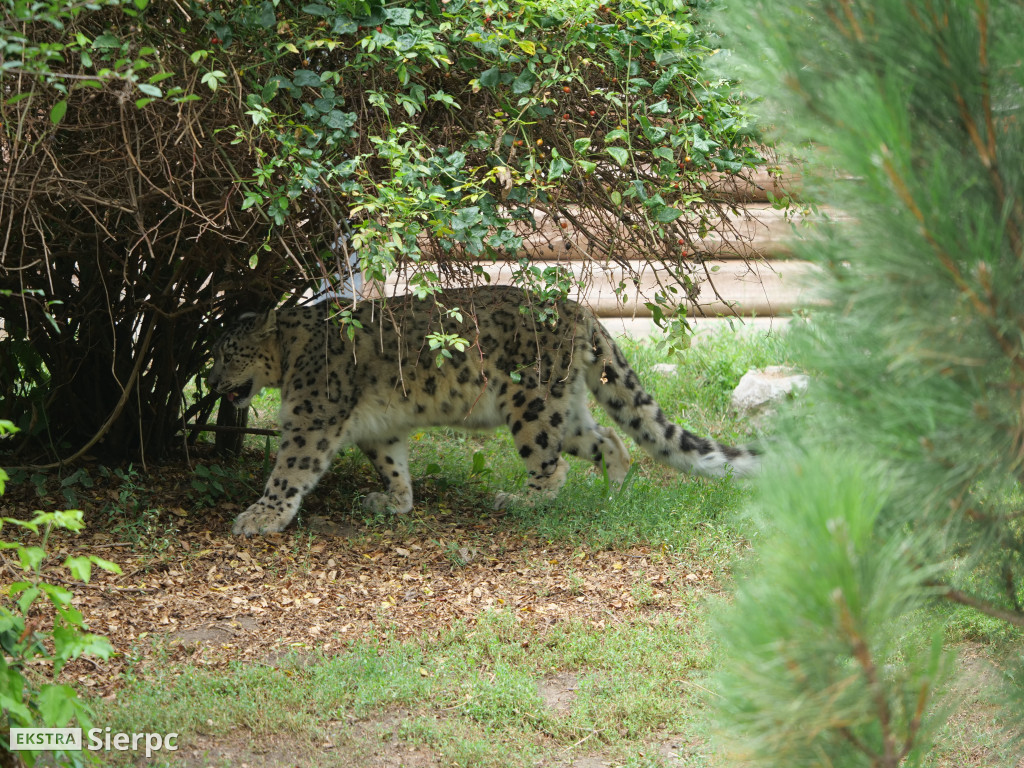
[236,308,276,337]
[255,308,276,337]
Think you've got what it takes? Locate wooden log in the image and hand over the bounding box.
[184,423,279,437]
[695,167,801,204]
[509,203,844,261]
[365,258,818,318]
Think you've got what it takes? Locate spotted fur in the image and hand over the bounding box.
[209,286,758,536]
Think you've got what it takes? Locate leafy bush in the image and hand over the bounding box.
[0,422,121,767]
[0,0,765,463]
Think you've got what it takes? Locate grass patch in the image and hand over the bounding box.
[95,610,717,767]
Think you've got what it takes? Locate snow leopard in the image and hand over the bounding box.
[208,286,758,535]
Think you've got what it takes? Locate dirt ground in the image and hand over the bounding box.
[57,521,716,690]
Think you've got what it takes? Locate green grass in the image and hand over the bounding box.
[95,611,717,767]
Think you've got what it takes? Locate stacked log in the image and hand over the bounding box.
[358,168,826,329]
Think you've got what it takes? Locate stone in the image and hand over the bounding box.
[731,365,808,416]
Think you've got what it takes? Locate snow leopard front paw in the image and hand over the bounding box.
[492,491,520,510]
[232,503,290,536]
[361,492,413,515]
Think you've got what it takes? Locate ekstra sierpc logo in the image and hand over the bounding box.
[9,727,179,757]
[9,728,82,751]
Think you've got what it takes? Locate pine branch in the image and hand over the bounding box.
[836,590,901,768]
[971,0,1024,255]
[839,726,881,763]
[929,580,1024,628]
[902,679,933,763]
[880,152,1024,405]
[1002,565,1021,613]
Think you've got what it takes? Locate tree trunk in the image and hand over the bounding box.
[215,399,249,456]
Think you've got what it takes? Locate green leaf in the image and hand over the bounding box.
[256,1,276,27]
[52,625,113,674]
[714,159,743,173]
[56,604,84,626]
[478,67,501,89]
[322,110,356,130]
[7,580,32,596]
[655,205,683,223]
[604,128,628,142]
[548,155,571,180]
[201,70,226,91]
[302,3,333,16]
[49,100,67,125]
[573,138,591,153]
[293,70,323,87]
[511,69,536,95]
[92,34,120,49]
[451,206,480,231]
[16,586,40,614]
[50,509,84,532]
[332,17,358,35]
[383,7,413,25]
[41,582,74,608]
[136,83,161,98]
[90,555,121,575]
[17,545,45,572]
[692,133,718,153]
[606,146,629,166]
[64,555,92,583]
[35,684,80,728]
[0,673,32,727]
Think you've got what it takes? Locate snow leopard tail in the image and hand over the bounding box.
[585,322,759,478]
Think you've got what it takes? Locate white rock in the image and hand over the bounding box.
[651,363,679,376]
[731,366,809,415]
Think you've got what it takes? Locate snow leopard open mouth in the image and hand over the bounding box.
[226,380,253,404]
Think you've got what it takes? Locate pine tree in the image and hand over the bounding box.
[713,1,1024,765]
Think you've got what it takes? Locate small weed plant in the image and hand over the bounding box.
[190,462,253,507]
[97,465,176,552]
